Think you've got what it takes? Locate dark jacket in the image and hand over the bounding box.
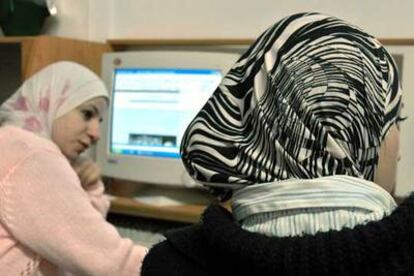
[142,194,414,276]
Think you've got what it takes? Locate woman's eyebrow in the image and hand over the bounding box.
[92,106,104,120]
[91,105,99,115]
[400,102,405,115]
[84,104,101,117]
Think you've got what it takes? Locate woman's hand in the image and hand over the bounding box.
[73,158,102,190]
[72,157,110,216]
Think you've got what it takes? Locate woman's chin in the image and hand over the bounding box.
[63,150,80,162]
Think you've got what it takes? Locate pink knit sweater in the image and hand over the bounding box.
[0,126,147,275]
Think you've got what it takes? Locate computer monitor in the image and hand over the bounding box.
[97,50,241,188]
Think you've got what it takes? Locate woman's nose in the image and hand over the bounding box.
[87,119,101,143]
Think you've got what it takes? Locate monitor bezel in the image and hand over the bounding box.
[97,50,240,187]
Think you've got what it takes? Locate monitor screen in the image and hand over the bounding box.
[111,68,222,159]
[97,51,240,187]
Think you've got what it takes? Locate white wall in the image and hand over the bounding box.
[388,46,414,196]
[98,0,414,40]
[45,0,414,41]
[42,0,89,40]
[45,0,414,196]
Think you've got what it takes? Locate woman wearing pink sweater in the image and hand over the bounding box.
[0,61,147,275]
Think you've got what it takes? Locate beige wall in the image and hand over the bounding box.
[42,0,414,41]
[100,0,414,40]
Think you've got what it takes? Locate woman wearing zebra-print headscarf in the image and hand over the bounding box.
[142,13,412,275]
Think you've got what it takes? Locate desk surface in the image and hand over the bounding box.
[109,196,207,224]
[106,179,215,224]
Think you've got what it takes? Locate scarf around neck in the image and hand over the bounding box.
[232,175,396,237]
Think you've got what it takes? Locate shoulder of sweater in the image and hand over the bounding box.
[0,125,61,155]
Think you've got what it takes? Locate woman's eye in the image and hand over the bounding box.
[396,116,407,129]
[81,110,94,121]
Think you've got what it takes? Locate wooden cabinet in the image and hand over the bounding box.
[0,35,111,103]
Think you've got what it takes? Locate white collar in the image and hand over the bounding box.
[232,175,396,222]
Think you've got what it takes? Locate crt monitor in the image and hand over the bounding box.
[97,50,240,187]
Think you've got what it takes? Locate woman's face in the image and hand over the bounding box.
[373,124,401,194]
[51,97,107,161]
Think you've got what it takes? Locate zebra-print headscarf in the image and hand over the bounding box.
[180,12,402,201]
